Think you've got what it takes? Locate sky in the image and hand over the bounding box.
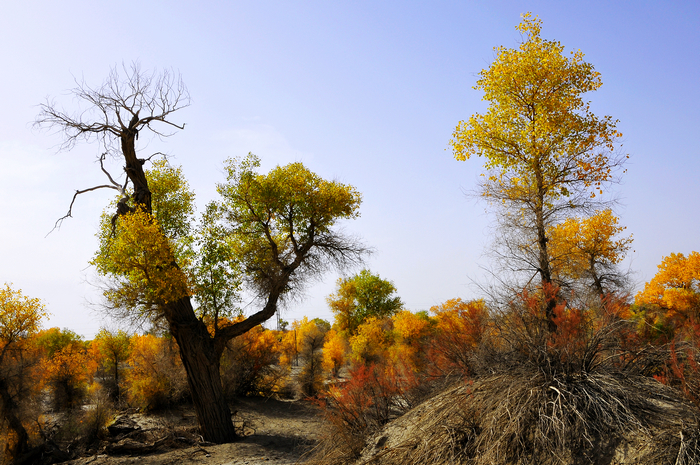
[1,1,698,338]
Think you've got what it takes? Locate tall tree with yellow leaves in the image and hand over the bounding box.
[450,14,626,327]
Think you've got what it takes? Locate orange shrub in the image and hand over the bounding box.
[321,363,406,443]
[124,334,188,410]
[220,325,283,397]
[427,299,489,377]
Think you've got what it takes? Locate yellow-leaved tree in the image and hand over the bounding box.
[0,284,47,460]
[635,251,700,334]
[450,13,626,328]
[322,329,347,378]
[548,209,633,299]
[90,328,132,402]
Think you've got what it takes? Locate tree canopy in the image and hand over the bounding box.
[91,160,195,321]
[548,209,633,298]
[636,251,700,325]
[187,153,368,343]
[328,269,403,334]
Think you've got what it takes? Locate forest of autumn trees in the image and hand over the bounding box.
[1,12,698,465]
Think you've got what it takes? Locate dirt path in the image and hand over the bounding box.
[65,397,323,465]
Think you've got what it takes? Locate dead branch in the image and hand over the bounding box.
[47,153,129,235]
[48,184,122,235]
[37,63,189,231]
[35,62,189,156]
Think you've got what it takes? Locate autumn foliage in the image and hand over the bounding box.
[635,251,700,331]
[633,251,700,407]
[322,329,347,378]
[36,328,94,410]
[548,210,633,298]
[123,334,188,411]
[19,19,700,462]
[219,324,283,398]
[427,299,488,377]
[321,363,406,452]
[90,328,131,402]
[0,284,47,461]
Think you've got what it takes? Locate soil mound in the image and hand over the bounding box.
[353,375,699,465]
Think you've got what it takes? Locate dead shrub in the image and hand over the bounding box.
[80,384,115,445]
[645,420,700,465]
[348,371,696,465]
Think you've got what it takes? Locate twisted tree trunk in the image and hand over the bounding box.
[165,298,237,443]
[121,122,237,443]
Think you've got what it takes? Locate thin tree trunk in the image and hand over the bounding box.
[589,257,606,299]
[534,167,558,332]
[0,377,29,461]
[113,358,120,402]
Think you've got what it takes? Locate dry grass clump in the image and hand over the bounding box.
[642,421,700,465]
[356,372,695,465]
[308,293,700,465]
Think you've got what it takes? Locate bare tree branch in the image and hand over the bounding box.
[35,62,190,159]
[47,184,122,235]
[37,63,190,228]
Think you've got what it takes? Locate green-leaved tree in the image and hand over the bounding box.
[328,270,403,335]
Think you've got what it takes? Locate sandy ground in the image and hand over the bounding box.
[64,397,324,465]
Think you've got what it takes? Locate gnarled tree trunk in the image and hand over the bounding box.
[165,297,237,443]
[121,125,237,443]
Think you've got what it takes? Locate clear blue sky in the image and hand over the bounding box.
[1,1,698,337]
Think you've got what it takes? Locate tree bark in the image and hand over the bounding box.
[121,118,152,212]
[0,376,29,461]
[589,257,606,300]
[113,356,120,402]
[534,165,558,332]
[165,297,237,443]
